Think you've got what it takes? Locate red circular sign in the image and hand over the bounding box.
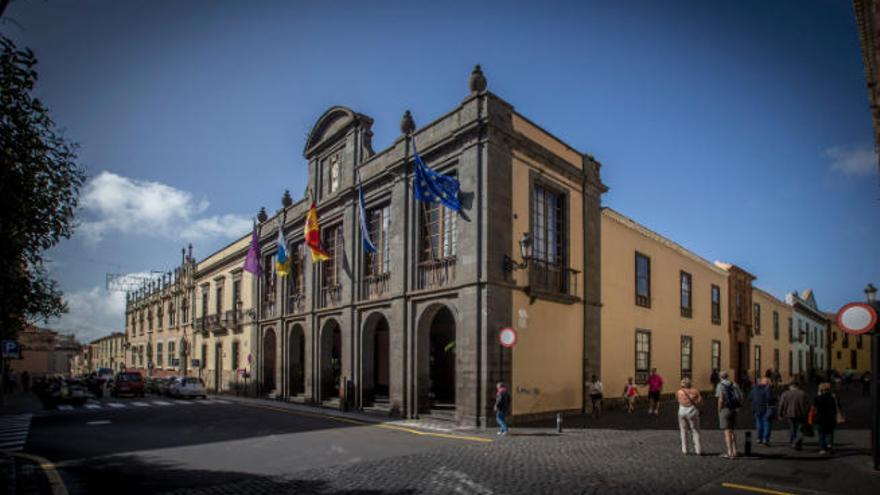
[836,302,877,335]
[499,327,517,348]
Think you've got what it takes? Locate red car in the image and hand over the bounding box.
[112,372,145,398]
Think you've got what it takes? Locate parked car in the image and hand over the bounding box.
[37,377,88,406]
[170,377,207,399]
[158,376,178,396]
[144,377,162,395]
[112,372,145,398]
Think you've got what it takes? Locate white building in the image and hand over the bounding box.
[785,289,828,379]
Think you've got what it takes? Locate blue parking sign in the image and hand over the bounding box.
[2,340,21,359]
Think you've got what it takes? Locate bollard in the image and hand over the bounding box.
[556,413,563,433]
[745,431,752,456]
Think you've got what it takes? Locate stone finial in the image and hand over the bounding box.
[469,64,487,93]
[257,206,268,223]
[400,110,415,135]
[281,189,293,208]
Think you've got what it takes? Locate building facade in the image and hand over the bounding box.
[89,332,127,373]
[714,262,756,383]
[785,289,828,379]
[828,312,872,374]
[10,325,81,377]
[600,208,729,392]
[750,287,792,382]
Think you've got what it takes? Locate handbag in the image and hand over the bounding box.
[834,395,846,424]
[807,405,816,425]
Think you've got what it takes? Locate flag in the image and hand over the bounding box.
[275,224,291,277]
[304,202,331,262]
[412,140,461,212]
[357,172,376,254]
[243,220,262,276]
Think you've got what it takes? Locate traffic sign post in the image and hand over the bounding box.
[498,328,517,393]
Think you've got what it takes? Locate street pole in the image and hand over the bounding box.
[865,283,879,471]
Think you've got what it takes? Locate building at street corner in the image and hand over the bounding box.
[88,332,127,373]
[750,287,793,382]
[600,208,729,392]
[10,325,81,377]
[827,311,872,374]
[785,289,828,380]
[125,246,198,379]
[713,262,756,384]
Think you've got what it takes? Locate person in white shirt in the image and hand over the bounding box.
[588,374,604,418]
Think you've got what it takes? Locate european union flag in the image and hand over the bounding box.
[412,141,461,212]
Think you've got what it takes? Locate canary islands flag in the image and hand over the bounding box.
[275,226,291,277]
[304,203,331,262]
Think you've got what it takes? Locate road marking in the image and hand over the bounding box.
[720,482,797,495]
[84,404,101,409]
[57,405,74,411]
[174,400,194,405]
[0,413,32,452]
[10,452,69,495]
[131,402,150,407]
[211,399,231,404]
[86,420,111,426]
[152,401,172,406]
[106,402,125,408]
[240,403,492,443]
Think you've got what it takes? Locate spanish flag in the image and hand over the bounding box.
[304,203,331,262]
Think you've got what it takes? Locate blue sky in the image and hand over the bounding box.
[3,0,877,342]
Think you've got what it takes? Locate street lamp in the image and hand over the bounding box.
[866,283,877,304]
[504,232,533,272]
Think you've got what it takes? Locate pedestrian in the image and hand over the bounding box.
[715,370,742,458]
[622,377,638,414]
[494,381,511,435]
[778,381,810,450]
[710,369,720,390]
[813,382,840,455]
[748,377,775,445]
[587,374,604,418]
[773,369,783,391]
[862,372,871,397]
[646,368,664,415]
[676,377,703,455]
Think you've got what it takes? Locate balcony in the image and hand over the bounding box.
[286,293,305,314]
[418,257,456,290]
[361,272,390,300]
[529,259,579,299]
[194,317,205,333]
[260,299,277,320]
[206,313,222,332]
[320,285,342,308]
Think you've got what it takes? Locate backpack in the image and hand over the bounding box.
[723,383,742,409]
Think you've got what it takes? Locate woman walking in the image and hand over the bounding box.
[676,378,703,455]
[623,377,639,414]
[588,374,604,418]
[813,382,840,455]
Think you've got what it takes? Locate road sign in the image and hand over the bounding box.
[1,340,21,359]
[499,327,517,348]
[191,359,200,368]
[238,368,246,377]
[837,302,878,335]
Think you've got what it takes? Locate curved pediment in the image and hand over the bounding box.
[303,106,373,158]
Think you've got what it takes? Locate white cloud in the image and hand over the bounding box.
[45,286,127,344]
[825,145,878,177]
[79,171,249,243]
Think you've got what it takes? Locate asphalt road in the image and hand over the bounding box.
[25,396,467,494]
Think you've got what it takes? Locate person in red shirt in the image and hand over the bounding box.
[646,368,664,415]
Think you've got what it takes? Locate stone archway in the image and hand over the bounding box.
[319,319,342,403]
[288,324,306,397]
[263,328,276,394]
[417,304,456,414]
[362,312,390,408]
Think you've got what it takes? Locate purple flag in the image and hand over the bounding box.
[243,221,262,276]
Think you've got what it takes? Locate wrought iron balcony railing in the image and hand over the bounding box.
[417,257,455,290]
[361,272,390,300]
[320,285,342,308]
[529,259,579,298]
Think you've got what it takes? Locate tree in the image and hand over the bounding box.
[0,32,86,340]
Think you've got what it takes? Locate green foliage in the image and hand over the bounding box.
[0,34,86,340]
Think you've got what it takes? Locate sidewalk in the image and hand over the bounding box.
[0,453,53,495]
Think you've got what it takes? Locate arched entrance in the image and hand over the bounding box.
[288,324,306,397]
[263,328,276,394]
[319,320,342,403]
[362,313,390,408]
[418,305,456,414]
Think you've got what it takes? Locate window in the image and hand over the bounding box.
[322,224,344,290]
[680,271,692,318]
[147,311,153,331]
[857,334,863,349]
[773,348,780,373]
[366,205,391,276]
[168,301,175,326]
[711,284,721,324]
[711,340,721,372]
[201,344,208,369]
[157,306,163,329]
[421,198,457,261]
[851,350,858,369]
[833,330,837,343]
[233,278,241,311]
[532,184,567,294]
[843,332,849,349]
[788,317,793,342]
[753,303,761,335]
[231,341,240,371]
[139,345,144,366]
[181,297,189,323]
[635,330,651,384]
[327,153,340,194]
[798,350,804,372]
[773,311,779,340]
[680,336,693,379]
[215,282,223,316]
[201,289,209,318]
[635,252,651,307]
[788,350,793,375]
[168,341,176,367]
[286,244,305,313]
[754,345,761,378]
[156,343,164,368]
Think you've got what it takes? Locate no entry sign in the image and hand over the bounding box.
[499,327,517,348]
[837,302,877,335]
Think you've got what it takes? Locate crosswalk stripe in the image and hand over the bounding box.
[0,414,32,452]
[57,405,74,411]
[174,400,193,405]
[212,399,230,404]
[85,404,101,409]
[152,401,172,406]
[131,402,150,407]
[106,403,126,408]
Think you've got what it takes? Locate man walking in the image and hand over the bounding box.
[749,377,775,445]
[494,382,511,435]
[588,374,604,418]
[646,368,664,415]
[778,381,810,450]
[715,370,742,458]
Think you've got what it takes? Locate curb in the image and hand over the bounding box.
[7,452,68,495]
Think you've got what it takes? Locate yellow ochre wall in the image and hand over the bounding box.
[601,209,729,393]
[750,288,792,381]
[509,146,585,417]
[829,316,872,374]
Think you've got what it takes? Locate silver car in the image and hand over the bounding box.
[171,377,207,399]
